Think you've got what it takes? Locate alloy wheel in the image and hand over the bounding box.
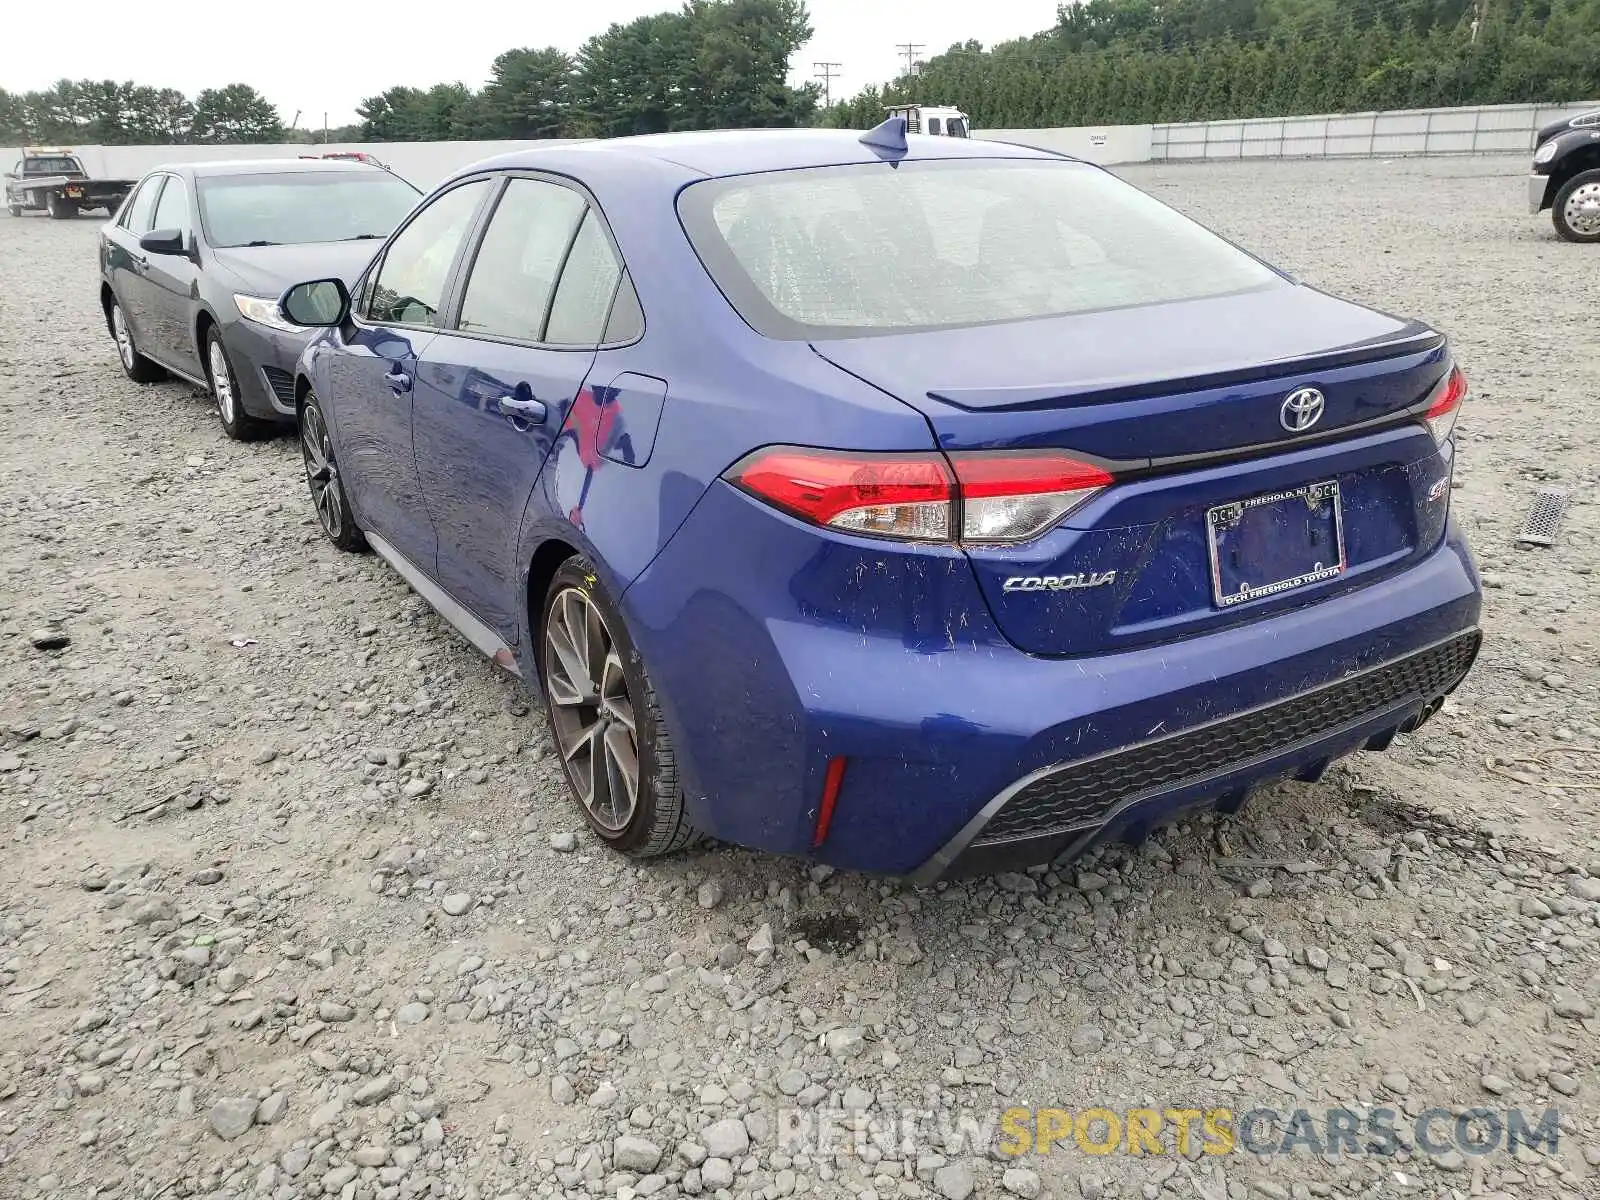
[543,587,640,832]
[300,399,344,540]
[111,305,134,370]
[209,340,236,425]
[1563,181,1600,237]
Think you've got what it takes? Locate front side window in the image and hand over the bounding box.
[458,178,586,342]
[151,175,190,238]
[121,176,164,234]
[947,118,969,138]
[679,159,1285,340]
[197,170,421,249]
[367,179,490,327]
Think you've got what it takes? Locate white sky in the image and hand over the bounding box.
[3,0,1058,127]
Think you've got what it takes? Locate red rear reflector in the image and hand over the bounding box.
[1424,365,1468,444]
[811,756,848,848]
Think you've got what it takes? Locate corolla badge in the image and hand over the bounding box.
[1002,571,1117,593]
[1280,387,1326,433]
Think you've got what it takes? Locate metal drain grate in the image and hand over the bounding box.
[1517,488,1569,546]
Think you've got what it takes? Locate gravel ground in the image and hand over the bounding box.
[1,153,1598,1200]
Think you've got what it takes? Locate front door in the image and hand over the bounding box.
[141,173,202,374]
[329,177,493,569]
[412,178,628,640]
[103,174,165,355]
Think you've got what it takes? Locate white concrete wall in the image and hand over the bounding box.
[1151,100,1598,161]
[979,124,1154,166]
[8,100,1594,189]
[2,140,577,190]
[4,127,1154,185]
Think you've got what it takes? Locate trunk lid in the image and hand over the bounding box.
[811,285,1456,658]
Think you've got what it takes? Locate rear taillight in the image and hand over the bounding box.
[1423,365,1468,444]
[727,447,1113,545]
[728,448,954,541]
[948,452,1115,544]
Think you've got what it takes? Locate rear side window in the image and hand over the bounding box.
[367,179,489,327]
[678,159,1285,340]
[26,155,79,174]
[604,274,644,343]
[457,178,586,342]
[121,176,163,234]
[544,209,624,346]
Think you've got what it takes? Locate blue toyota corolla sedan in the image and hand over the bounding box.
[276,122,1482,880]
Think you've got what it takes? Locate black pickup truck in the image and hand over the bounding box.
[1528,108,1600,243]
[4,150,138,219]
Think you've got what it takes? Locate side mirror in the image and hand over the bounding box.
[139,228,186,255]
[279,278,351,328]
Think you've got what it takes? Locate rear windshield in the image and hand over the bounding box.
[25,156,80,174]
[678,159,1285,340]
[197,170,420,248]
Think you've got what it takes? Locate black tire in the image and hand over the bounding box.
[538,556,697,858]
[299,390,367,553]
[5,204,21,218]
[108,299,167,384]
[204,327,274,441]
[45,193,76,219]
[1552,169,1600,244]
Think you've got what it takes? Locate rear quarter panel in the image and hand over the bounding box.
[509,154,939,671]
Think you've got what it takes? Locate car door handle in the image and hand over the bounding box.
[385,369,412,394]
[497,395,546,423]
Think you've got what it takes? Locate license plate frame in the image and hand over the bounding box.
[1206,479,1345,608]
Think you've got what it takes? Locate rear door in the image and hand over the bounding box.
[330,177,493,569]
[411,175,627,639]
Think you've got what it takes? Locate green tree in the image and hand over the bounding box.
[573,10,698,135]
[682,0,817,128]
[835,0,1600,126]
[0,88,30,144]
[416,83,482,139]
[191,84,285,143]
[478,47,576,137]
[24,80,84,142]
[358,87,430,141]
[124,88,196,143]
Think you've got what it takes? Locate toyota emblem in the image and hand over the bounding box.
[1280,387,1326,433]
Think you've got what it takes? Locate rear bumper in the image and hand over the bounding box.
[623,480,1483,879]
[915,627,1478,881]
